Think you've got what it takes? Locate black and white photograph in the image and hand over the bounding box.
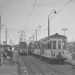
[0,0,75,75]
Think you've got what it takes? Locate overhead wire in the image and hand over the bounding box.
[41,0,72,28]
[23,0,37,30]
[37,0,72,37]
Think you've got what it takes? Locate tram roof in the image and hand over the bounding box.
[39,33,67,41]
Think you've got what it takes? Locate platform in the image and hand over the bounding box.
[0,59,18,75]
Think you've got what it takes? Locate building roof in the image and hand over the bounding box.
[49,33,67,39]
[39,33,67,41]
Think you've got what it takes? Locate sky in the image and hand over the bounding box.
[0,0,75,45]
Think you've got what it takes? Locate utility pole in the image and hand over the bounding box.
[0,15,1,44]
[2,24,8,45]
[48,9,56,37]
[61,28,68,36]
[36,30,37,41]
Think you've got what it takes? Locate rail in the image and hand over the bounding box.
[18,53,28,75]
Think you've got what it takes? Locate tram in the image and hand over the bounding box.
[19,42,28,56]
[28,33,67,63]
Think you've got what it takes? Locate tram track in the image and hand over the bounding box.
[27,56,59,75]
[21,55,75,75]
[37,57,75,75]
[53,64,75,75]
[28,56,72,75]
[28,56,56,75]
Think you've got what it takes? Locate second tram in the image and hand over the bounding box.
[28,33,67,63]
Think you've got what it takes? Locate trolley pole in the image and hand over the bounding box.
[6,28,7,45]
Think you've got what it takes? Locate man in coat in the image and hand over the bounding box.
[72,50,75,68]
[12,49,18,65]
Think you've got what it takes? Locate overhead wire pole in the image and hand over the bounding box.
[61,28,68,36]
[41,0,71,28]
[8,35,14,46]
[2,24,8,45]
[48,9,56,37]
[0,15,1,44]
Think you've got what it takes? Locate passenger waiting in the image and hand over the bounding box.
[72,50,75,68]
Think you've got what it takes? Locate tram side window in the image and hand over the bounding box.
[48,42,50,49]
[47,43,48,49]
[63,41,66,49]
[43,44,45,49]
[44,44,46,49]
[40,43,41,49]
[38,43,40,49]
[53,41,56,49]
[58,41,61,49]
[35,44,37,49]
[49,41,52,49]
[41,43,43,49]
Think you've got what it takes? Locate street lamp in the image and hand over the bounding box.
[2,24,8,45]
[35,25,41,41]
[48,9,56,37]
[61,28,68,36]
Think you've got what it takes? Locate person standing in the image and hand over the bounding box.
[0,47,4,65]
[0,49,2,65]
[12,49,18,65]
[72,50,75,68]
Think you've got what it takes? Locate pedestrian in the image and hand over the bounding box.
[12,49,18,65]
[0,47,4,65]
[1,53,3,65]
[72,50,75,68]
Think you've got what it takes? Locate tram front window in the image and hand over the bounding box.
[53,41,56,49]
[49,41,52,49]
[63,41,66,49]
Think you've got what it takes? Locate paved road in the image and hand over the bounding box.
[21,55,75,75]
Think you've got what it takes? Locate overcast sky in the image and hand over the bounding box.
[0,0,75,44]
